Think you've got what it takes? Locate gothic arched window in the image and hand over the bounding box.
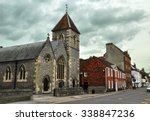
[59,34,65,41]
[73,35,76,46]
[5,66,11,80]
[19,65,26,80]
[57,56,65,79]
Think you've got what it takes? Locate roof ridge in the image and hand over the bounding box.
[66,13,71,27]
[0,41,45,49]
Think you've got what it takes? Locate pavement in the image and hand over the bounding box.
[141,99,150,104]
[11,90,124,104]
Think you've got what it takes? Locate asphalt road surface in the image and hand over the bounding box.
[62,87,150,104]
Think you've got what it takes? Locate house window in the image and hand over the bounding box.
[111,69,113,77]
[108,68,110,76]
[120,72,121,78]
[118,71,119,78]
[112,81,113,89]
[115,71,117,77]
[84,72,88,77]
[121,72,122,78]
[57,56,65,79]
[108,80,110,89]
[5,66,11,81]
[19,65,26,80]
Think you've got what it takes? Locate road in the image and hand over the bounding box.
[11,87,150,104]
[61,87,150,104]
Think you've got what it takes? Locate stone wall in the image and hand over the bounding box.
[0,89,32,103]
[0,60,35,90]
[35,40,55,94]
[52,25,80,89]
[87,86,106,94]
[67,29,80,87]
[105,43,124,71]
[53,87,84,97]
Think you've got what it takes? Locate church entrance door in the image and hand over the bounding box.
[73,79,75,87]
[43,78,49,92]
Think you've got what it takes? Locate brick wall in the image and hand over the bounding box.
[80,57,106,87]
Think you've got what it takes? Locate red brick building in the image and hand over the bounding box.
[124,51,132,87]
[80,56,126,93]
[80,57,106,87]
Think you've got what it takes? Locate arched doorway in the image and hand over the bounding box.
[72,79,75,87]
[43,77,50,92]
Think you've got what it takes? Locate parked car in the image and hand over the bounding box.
[147,85,150,92]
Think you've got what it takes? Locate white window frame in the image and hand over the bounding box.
[111,69,113,77]
[108,80,110,89]
[3,66,12,82]
[84,72,88,77]
[112,81,113,89]
[17,65,27,82]
[108,68,110,76]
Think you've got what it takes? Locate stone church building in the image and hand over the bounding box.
[0,12,80,94]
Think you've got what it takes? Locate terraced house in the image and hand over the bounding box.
[0,11,80,94]
[80,56,126,93]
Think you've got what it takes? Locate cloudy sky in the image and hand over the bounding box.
[0,0,150,72]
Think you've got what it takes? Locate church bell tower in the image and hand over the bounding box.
[51,5,80,87]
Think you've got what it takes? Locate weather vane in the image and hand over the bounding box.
[47,33,50,40]
[47,33,50,37]
[66,4,68,13]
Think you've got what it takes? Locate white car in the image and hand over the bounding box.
[147,86,150,92]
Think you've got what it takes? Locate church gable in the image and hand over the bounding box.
[34,39,56,94]
[37,39,55,63]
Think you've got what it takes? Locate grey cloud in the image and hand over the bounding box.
[90,8,145,27]
[81,48,102,56]
[0,0,148,51]
[100,25,140,43]
[7,30,25,41]
[80,31,98,47]
[0,0,52,41]
[78,6,146,50]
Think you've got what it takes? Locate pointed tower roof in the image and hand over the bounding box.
[52,13,80,34]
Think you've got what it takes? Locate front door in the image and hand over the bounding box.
[73,79,75,87]
[43,78,49,91]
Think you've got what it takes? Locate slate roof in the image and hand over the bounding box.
[99,57,125,72]
[52,13,80,34]
[80,56,125,73]
[0,41,45,62]
[99,57,113,68]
